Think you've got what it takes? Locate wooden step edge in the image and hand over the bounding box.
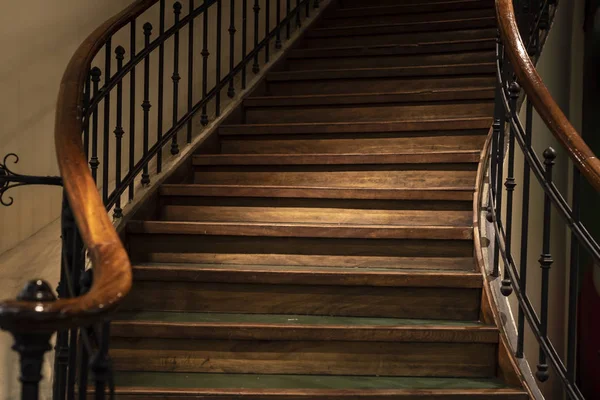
[104,387,529,398]
[132,264,483,288]
[329,0,495,17]
[288,39,496,58]
[159,185,475,201]
[267,63,496,81]
[244,88,495,107]
[111,319,497,342]
[308,17,496,37]
[126,221,473,240]
[219,118,492,135]
[192,151,481,166]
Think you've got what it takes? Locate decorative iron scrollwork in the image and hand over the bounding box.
[0,153,63,206]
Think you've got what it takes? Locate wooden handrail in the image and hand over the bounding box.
[496,0,600,192]
[0,1,163,333]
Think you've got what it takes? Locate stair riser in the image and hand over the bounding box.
[299,28,496,48]
[328,0,494,18]
[285,52,495,70]
[265,76,495,96]
[220,133,488,154]
[241,103,494,124]
[335,0,494,8]
[94,393,530,400]
[110,338,496,377]
[317,8,495,28]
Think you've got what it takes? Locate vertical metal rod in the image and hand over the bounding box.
[501,82,520,297]
[66,225,84,400]
[187,0,195,143]
[242,0,248,88]
[171,2,182,156]
[157,0,165,173]
[90,68,102,184]
[128,21,136,201]
[275,0,282,49]
[92,323,111,400]
[306,0,310,19]
[265,0,271,63]
[566,167,581,381]
[83,73,91,159]
[286,0,291,39]
[216,0,223,116]
[252,0,260,73]
[114,47,125,219]
[141,23,153,186]
[516,98,534,358]
[201,0,210,125]
[491,85,505,278]
[76,333,89,400]
[296,0,301,28]
[314,0,319,9]
[536,146,556,383]
[228,0,237,98]
[102,39,112,205]
[53,210,70,400]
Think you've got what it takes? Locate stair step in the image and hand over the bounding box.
[308,17,496,38]
[219,118,491,136]
[136,253,476,271]
[193,152,481,166]
[285,51,495,70]
[300,28,496,49]
[160,205,473,226]
[127,221,473,240]
[267,64,495,82]
[131,264,482,287]
[109,373,528,399]
[245,89,494,107]
[288,39,495,59]
[336,0,494,8]
[159,184,476,201]
[329,0,494,18]
[318,8,495,29]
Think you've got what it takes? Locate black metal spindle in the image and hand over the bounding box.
[501,82,520,297]
[536,146,556,383]
[242,0,248,88]
[114,46,126,219]
[252,0,260,73]
[171,2,182,156]
[90,68,102,183]
[201,0,210,125]
[129,21,137,200]
[53,221,70,400]
[516,98,534,359]
[296,0,301,27]
[83,74,91,159]
[187,0,195,143]
[275,0,282,49]
[491,96,505,278]
[76,335,89,400]
[286,0,291,39]
[314,0,319,9]
[566,166,581,381]
[91,323,111,400]
[306,0,310,18]
[141,22,153,186]
[216,0,223,116]
[157,0,166,173]
[66,225,84,400]
[265,0,271,63]
[228,0,237,98]
[102,40,112,204]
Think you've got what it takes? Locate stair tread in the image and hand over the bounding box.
[127,220,473,240]
[112,372,524,392]
[267,63,496,81]
[131,263,482,287]
[245,89,495,106]
[330,0,494,17]
[192,151,481,165]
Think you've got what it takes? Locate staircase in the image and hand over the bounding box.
[110,0,529,397]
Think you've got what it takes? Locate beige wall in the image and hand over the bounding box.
[503,1,585,399]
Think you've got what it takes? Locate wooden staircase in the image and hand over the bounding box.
[111,0,529,397]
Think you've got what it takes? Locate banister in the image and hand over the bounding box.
[496,0,600,193]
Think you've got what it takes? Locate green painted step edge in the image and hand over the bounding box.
[114,311,487,327]
[113,372,515,390]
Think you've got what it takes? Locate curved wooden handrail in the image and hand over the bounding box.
[496,0,600,192]
[0,0,164,333]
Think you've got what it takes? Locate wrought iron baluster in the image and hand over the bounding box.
[242,0,248,88]
[102,39,112,204]
[228,0,237,98]
[201,0,210,125]
[90,68,102,183]
[114,46,126,219]
[216,0,223,116]
[171,2,182,156]
[491,94,505,278]
[128,20,137,201]
[314,0,318,9]
[188,0,195,143]
[265,0,271,63]
[296,0,301,27]
[83,73,91,160]
[157,0,166,172]
[91,322,112,400]
[276,0,282,49]
[536,146,556,383]
[286,0,291,39]
[252,0,260,73]
[566,167,581,382]
[141,22,153,186]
